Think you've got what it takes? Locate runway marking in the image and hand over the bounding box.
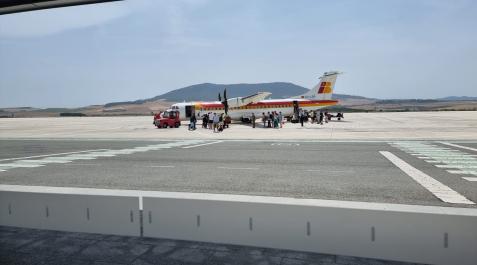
[447,170,477,175]
[304,169,352,173]
[380,151,474,205]
[436,165,477,169]
[149,165,175,168]
[438,142,477,152]
[271,143,300,146]
[426,160,477,164]
[462,177,477,182]
[182,141,223,149]
[63,163,100,166]
[217,166,258,170]
[0,140,203,172]
[0,149,109,162]
[391,141,477,177]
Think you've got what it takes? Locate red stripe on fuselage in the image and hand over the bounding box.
[196,100,338,110]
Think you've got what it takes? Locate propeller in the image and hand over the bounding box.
[218,93,222,102]
[222,88,229,115]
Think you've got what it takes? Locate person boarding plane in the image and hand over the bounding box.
[170,71,341,122]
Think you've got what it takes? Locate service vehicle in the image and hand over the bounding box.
[153,110,181,128]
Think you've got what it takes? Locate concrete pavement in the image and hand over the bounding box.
[0,111,476,140]
[1,139,476,208]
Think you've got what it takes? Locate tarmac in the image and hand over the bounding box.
[1,139,476,207]
[1,111,476,264]
[0,111,476,140]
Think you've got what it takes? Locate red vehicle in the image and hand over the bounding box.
[153,110,181,128]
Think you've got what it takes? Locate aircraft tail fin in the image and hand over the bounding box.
[295,71,340,100]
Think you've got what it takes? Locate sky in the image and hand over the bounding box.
[1,0,476,108]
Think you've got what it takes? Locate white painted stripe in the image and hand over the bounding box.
[0,163,44,168]
[39,157,74,163]
[430,161,477,164]
[422,157,477,160]
[439,142,477,152]
[413,153,477,157]
[182,141,223,149]
[463,177,477,181]
[436,165,477,169]
[379,151,474,205]
[0,149,109,162]
[0,141,202,173]
[447,170,477,175]
[217,166,258,170]
[63,163,100,166]
[149,165,175,168]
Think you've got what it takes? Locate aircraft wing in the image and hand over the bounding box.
[227,92,272,108]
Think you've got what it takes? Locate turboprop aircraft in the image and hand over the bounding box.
[170,71,341,121]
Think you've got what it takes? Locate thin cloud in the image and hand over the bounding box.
[0,2,129,38]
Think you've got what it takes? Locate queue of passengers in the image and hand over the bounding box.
[259,111,284,129]
[192,112,230,133]
[189,110,343,131]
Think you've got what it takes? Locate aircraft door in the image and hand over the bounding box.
[293,100,299,118]
[185,105,192,118]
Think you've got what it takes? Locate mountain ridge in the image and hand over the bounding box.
[104,82,368,107]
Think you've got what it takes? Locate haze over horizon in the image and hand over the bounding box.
[1,0,476,108]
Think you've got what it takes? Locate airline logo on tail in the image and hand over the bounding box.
[296,71,340,100]
[318,82,333,94]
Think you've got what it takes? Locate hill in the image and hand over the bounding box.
[2,82,475,117]
[104,82,368,107]
[147,82,309,102]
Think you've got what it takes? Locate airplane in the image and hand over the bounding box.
[170,71,341,122]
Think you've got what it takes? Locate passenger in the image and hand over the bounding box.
[273,113,279,128]
[299,109,304,127]
[189,114,197,130]
[251,113,256,128]
[202,114,208,128]
[262,112,267,128]
[278,111,283,128]
[208,112,214,129]
[213,113,220,132]
[319,111,324,125]
[268,112,272,128]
